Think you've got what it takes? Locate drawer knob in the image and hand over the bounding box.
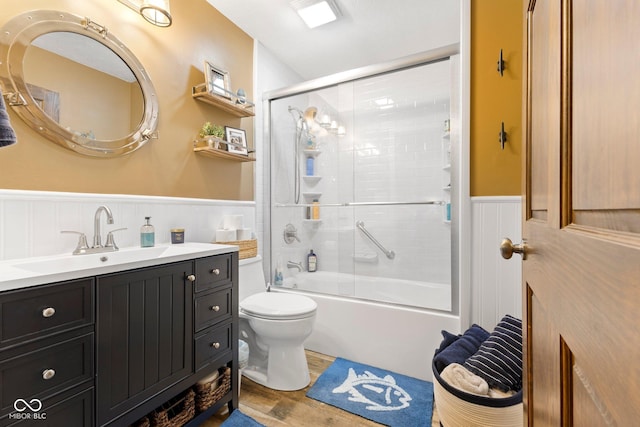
[42,369,56,380]
[210,305,220,312]
[42,307,56,318]
[187,274,196,282]
[211,268,220,275]
[211,342,221,349]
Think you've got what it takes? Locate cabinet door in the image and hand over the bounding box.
[95,262,193,426]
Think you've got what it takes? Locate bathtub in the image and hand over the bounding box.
[273,271,460,381]
[281,271,451,311]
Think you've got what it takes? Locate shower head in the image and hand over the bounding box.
[288,106,304,120]
[303,107,317,123]
[288,106,318,128]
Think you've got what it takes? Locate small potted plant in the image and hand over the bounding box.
[199,122,225,149]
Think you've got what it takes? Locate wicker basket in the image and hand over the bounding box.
[432,359,522,426]
[217,239,257,259]
[149,389,195,427]
[194,367,232,412]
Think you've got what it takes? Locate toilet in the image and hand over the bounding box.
[238,256,317,391]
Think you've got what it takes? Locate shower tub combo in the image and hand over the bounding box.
[265,46,462,381]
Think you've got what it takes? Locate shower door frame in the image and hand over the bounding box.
[263,44,469,317]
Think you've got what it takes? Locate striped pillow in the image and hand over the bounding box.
[463,315,523,392]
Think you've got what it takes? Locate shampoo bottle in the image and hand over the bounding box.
[140,216,155,247]
[307,249,317,272]
[306,156,314,176]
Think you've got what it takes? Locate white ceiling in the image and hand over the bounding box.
[206,0,461,80]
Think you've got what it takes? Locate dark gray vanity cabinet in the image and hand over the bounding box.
[0,250,238,427]
[95,261,194,426]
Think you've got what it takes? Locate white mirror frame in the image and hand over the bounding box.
[0,10,159,157]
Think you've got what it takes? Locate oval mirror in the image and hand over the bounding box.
[0,10,159,157]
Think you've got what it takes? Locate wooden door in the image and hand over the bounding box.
[521,0,640,425]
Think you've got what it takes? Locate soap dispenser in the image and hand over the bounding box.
[140,216,155,247]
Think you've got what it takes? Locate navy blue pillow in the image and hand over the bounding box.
[463,315,523,392]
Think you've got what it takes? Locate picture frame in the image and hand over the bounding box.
[204,61,231,99]
[225,126,248,155]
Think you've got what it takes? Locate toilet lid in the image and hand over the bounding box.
[240,292,317,320]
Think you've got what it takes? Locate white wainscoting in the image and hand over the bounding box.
[470,196,522,331]
[0,190,255,261]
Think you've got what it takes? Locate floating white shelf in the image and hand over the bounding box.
[303,192,322,199]
[303,149,321,157]
[303,175,322,184]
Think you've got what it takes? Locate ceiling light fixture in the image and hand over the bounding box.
[290,0,341,29]
[118,0,173,27]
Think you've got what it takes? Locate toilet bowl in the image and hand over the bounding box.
[239,256,317,391]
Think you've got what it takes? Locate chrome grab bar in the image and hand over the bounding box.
[356,221,395,260]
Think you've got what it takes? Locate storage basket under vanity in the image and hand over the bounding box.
[194,367,232,412]
[146,388,195,427]
[217,239,257,260]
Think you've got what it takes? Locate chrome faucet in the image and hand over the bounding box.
[93,205,114,248]
[61,205,126,255]
[287,261,304,272]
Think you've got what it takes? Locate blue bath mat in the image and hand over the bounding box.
[220,409,265,427]
[306,358,433,426]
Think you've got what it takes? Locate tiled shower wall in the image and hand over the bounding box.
[0,190,255,261]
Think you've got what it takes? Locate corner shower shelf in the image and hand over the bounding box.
[303,219,322,225]
[303,149,321,157]
[303,192,322,199]
[303,176,322,184]
[442,164,451,170]
[192,83,255,117]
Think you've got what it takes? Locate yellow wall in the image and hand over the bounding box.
[0,0,254,200]
[471,0,523,196]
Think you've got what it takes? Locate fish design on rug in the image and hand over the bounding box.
[332,368,412,411]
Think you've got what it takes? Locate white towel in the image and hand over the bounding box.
[441,363,490,397]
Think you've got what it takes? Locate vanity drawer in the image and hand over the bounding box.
[0,279,94,349]
[3,385,93,427]
[0,331,93,414]
[194,323,231,370]
[195,288,231,332]
[194,255,233,293]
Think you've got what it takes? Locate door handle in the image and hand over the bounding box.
[500,238,527,260]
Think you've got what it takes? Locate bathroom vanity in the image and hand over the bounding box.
[0,244,239,426]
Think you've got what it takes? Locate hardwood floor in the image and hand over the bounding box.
[202,350,440,426]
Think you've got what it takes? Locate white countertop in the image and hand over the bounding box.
[0,242,238,292]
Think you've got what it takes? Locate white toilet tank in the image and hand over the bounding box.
[238,255,268,301]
